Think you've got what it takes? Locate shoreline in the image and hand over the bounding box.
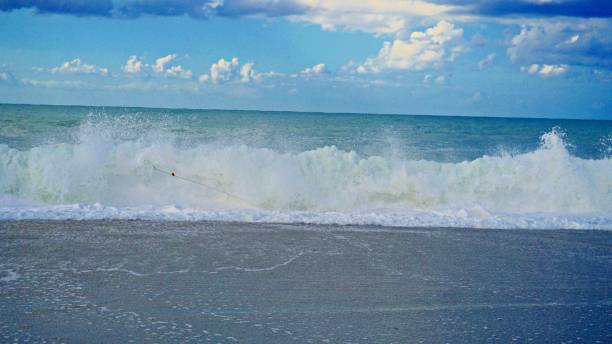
[0,218,610,232]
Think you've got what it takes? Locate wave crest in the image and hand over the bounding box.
[1,120,611,229]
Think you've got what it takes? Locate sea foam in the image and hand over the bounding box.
[0,118,610,229]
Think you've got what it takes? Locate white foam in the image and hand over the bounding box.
[1,124,611,229]
[0,203,610,230]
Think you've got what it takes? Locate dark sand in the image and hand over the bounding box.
[1,220,611,343]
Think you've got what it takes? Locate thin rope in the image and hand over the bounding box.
[151,164,253,206]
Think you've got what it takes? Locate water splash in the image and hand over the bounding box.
[0,116,611,229]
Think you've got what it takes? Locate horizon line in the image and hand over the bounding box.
[0,102,609,122]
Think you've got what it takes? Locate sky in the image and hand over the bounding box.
[0,0,611,119]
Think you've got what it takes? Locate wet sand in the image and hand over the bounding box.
[1,220,611,343]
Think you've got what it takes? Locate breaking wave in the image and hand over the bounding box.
[0,117,611,229]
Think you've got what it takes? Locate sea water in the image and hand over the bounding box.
[0,104,611,229]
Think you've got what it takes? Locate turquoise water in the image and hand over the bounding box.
[1,104,611,229]
[2,104,611,160]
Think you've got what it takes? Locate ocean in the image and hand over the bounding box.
[1,103,611,229]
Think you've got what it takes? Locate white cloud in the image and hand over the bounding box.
[290,0,455,36]
[522,63,568,76]
[200,57,263,83]
[122,55,143,74]
[198,74,210,82]
[211,57,239,83]
[151,54,193,79]
[153,54,177,73]
[538,64,568,76]
[356,20,463,73]
[240,62,256,82]
[50,58,108,76]
[301,63,326,75]
[165,65,193,79]
[294,12,406,36]
[477,53,496,70]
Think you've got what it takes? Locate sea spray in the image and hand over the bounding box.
[0,109,611,229]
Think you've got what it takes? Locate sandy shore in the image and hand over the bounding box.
[1,220,611,343]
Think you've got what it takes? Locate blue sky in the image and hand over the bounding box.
[0,0,611,119]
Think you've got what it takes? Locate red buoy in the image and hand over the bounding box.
[171,171,176,177]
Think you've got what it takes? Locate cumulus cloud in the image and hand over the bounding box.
[300,63,326,75]
[210,57,238,83]
[152,54,176,73]
[5,0,611,88]
[120,54,193,78]
[4,2,611,72]
[199,57,262,83]
[165,65,193,79]
[150,54,193,79]
[239,62,257,82]
[356,20,463,73]
[522,63,568,76]
[122,55,143,74]
[49,58,109,76]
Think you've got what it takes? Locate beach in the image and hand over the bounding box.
[2,2,612,342]
[2,220,611,343]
